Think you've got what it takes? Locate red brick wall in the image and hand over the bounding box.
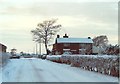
[52,43,93,55]
[0,44,7,53]
[52,43,64,55]
[70,43,79,54]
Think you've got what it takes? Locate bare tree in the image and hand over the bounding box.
[31,19,61,54]
[93,35,108,46]
[93,35,108,54]
[105,44,119,55]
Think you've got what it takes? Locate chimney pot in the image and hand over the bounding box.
[57,35,60,38]
[63,33,68,38]
[88,37,91,39]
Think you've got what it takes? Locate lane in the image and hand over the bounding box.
[2,58,118,82]
[31,59,118,82]
[29,59,44,82]
[2,59,44,82]
[15,59,44,82]
[31,59,89,82]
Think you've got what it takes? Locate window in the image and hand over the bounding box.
[55,51,60,55]
[80,44,86,49]
[79,49,86,55]
[63,49,70,51]
[63,49,72,55]
[64,43,70,47]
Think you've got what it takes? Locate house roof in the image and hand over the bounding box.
[0,43,7,47]
[56,38,93,43]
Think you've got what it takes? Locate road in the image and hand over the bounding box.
[2,58,118,82]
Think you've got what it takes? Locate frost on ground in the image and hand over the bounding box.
[2,58,118,82]
[0,67,2,83]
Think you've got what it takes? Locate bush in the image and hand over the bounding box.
[46,55,119,77]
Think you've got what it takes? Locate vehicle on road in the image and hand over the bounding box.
[38,54,47,59]
[10,55,20,59]
[23,54,33,58]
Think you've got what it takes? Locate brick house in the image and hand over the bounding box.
[52,34,93,55]
[0,43,7,53]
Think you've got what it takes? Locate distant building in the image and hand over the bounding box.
[0,43,7,53]
[10,48,17,56]
[52,34,93,55]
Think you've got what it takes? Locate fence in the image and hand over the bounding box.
[46,55,119,77]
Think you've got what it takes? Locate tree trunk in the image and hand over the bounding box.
[45,43,48,55]
[45,31,48,55]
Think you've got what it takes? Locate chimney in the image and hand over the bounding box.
[63,34,68,38]
[57,35,60,38]
[88,37,91,39]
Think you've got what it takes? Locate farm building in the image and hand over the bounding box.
[0,43,8,65]
[52,34,93,55]
[0,43,7,53]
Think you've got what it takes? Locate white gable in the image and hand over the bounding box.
[57,38,93,43]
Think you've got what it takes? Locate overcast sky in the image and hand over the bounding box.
[0,0,118,53]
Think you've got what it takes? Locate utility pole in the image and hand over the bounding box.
[39,42,41,55]
[33,46,35,57]
[38,37,41,58]
[36,43,38,55]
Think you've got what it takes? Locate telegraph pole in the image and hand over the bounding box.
[39,42,41,55]
[38,38,41,58]
[36,43,38,55]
